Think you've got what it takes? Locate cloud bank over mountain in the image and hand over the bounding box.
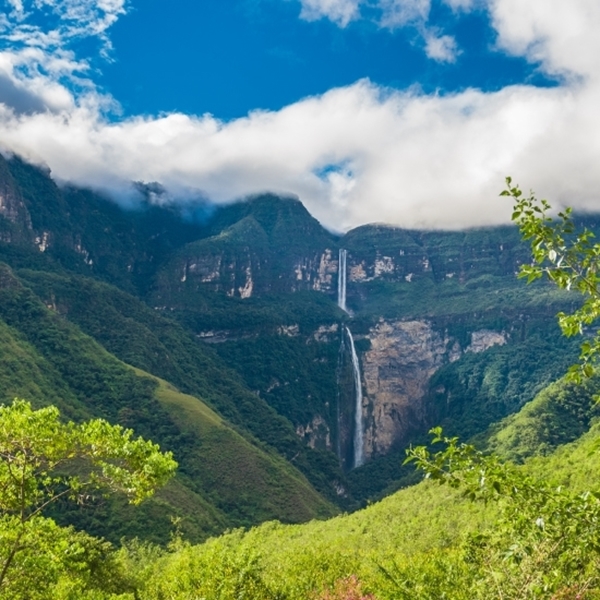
[0,0,599,231]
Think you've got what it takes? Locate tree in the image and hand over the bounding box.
[503,178,600,383]
[0,399,177,598]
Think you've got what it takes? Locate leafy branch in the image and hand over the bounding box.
[503,177,600,383]
[0,399,177,595]
[406,428,600,596]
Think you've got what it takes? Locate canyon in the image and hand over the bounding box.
[0,151,585,528]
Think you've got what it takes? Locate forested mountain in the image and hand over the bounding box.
[0,150,594,543]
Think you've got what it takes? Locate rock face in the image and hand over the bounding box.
[311,249,338,293]
[361,320,450,457]
[467,329,507,353]
[151,195,340,301]
[0,156,32,241]
[359,320,506,459]
[296,415,332,451]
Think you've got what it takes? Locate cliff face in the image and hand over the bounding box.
[362,319,455,457]
[359,321,508,458]
[165,247,339,300]
[342,224,529,286]
[150,195,338,302]
[0,156,32,242]
[153,222,531,302]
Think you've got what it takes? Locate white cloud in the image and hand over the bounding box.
[442,0,477,11]
[298,0,361,26]
[488,0,600,80]
[423,29,459,62]
[2,76,600,231]
[297,0,434,28]
[378,0,430,28]
[0,0,122,113]
[296,0,459,62]
[0,0,127,50]
[1,0,600,232]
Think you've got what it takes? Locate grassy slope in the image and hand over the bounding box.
[484,376,600,462]
[527,422,600,492]
[238,368,600,572]
[0,318,88,420]
[55,368,337,545]
[138,478,490,600]
[16,268,348,505]
[0,263,336,543]
[147,372,335,523]
[142,378,600,599]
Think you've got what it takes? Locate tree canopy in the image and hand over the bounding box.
[0,399,177,598]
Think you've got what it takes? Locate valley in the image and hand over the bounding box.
[3,151,600,597]
[1,151,588,534]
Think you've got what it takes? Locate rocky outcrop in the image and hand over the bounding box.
[467,329,507,353]
[311,249,337,293]
[0,155,32,241]
[361,319,453,458]
[358,320,509,459]
[278,324,300,337]
[186,255,223,283]
[174,252,260,298]
[296,415,332,451]
[312,323,339,343]
[35,231,50,252]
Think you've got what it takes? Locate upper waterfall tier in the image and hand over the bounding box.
[338,249,347,313]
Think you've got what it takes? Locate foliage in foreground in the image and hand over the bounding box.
[112,418,600,599]
[406,428,600,598]
[505,178,600,383]
[0,399,176,599]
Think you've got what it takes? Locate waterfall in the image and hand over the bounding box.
[338,249,347,312]
[337,249,364,468]
[345,326,364,469]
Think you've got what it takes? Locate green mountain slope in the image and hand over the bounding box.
[483,375,600,462]
[136,379,600,599]
[4,149,600,530]
[149,372,335,523]
[66,369,336,544]
[15,268,348,504]
[0,263,336,543]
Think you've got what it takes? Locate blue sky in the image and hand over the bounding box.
[96,0,551,120]
[0,0,599,230]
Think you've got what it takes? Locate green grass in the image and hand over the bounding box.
[133,478,490,600]
[152,376,224,428]
[133,381,600,599]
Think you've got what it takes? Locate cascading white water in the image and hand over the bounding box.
[338,249,347,312]
[345,326,364,469]
[337,249,364,468]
